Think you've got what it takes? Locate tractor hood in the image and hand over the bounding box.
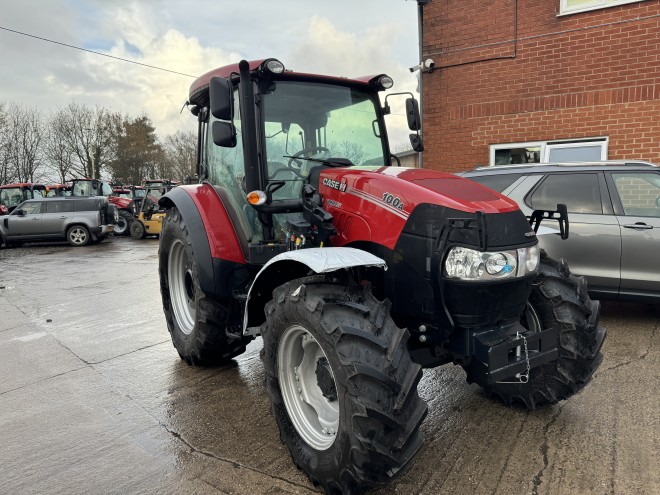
[316,166,524,250]
[318,166,519,216]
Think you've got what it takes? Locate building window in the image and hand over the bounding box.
[559,0,646,16]
[490,138,608,166]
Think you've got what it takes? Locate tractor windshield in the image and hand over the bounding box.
[0,188,26,209]
[262,81,387,200]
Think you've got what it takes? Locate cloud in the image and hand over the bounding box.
[0,1,419,148]
[286,16,419,150]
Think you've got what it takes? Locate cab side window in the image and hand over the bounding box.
[527,173,602,214]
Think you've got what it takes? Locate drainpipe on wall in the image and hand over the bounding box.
[417,0,429,168]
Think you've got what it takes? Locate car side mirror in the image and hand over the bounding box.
[209,76,234,121]
[212,121,237,147]
[14,208,26,216]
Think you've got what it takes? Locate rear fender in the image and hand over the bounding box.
[159,185,246,299]
[243,247,387,335]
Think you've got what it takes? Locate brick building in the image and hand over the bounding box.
[419,0,660,172]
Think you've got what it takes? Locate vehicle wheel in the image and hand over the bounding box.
[159,207,251,364]
[130,220,146,239]
[261,277,428,494]
[114,210,133,236]
[463,254,606,409]
[66,225,91,247]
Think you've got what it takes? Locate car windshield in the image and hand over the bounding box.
[261,81,387,200]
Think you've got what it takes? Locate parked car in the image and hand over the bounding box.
[459,161,660,303]
[0,197,117,248]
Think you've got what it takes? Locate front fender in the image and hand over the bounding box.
[243,247,387,333]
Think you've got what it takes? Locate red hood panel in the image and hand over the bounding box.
[318,166,520,249]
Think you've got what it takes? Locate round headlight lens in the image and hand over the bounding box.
[485,253,507,275]
[265,60,285,74]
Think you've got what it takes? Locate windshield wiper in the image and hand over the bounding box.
[282,155,354,168]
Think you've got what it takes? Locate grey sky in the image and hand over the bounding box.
[0,1,420,144]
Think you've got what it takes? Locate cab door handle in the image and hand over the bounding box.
[623,223,653,230]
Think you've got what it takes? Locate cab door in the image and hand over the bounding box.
[608,171,660,300]
[5,201,43,239]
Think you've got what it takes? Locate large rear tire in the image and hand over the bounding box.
[261,277,428,494]
[159,206,250,365]
[463,255,606,409]
[114,210,133,236]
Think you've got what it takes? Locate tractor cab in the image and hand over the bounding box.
[45,184,72,197]
[0,183,47,214]
[188,58,420,261]
[71,178,113,197]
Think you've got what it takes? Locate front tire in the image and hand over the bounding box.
[463,255,606,409]
[130,220,146,239]
[261,278,428,494]
[67,225,90,247]
[159,206,251,365]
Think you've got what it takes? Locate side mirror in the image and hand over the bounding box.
[409,133,424,152]
[209,77,234,121]
[15,209,26,216]
[212,121,237,147]
[405,98,421,131]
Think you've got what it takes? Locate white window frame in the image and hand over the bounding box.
[490,141,544,167]
[489,137,609,166]
[546,139,608,161]
[559,0,647,16]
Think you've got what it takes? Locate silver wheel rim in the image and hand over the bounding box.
[278,325,339,451]
[168,239,196,335]
[115,217,127,234]
[70,228,87,245]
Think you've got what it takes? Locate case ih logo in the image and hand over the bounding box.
[322,178,347,192]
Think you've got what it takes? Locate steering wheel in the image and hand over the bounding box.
[287,146,330,167]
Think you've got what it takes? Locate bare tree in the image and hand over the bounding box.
[0,102,9,184]
[58,102,117,179]
[3,103,45,183]
[44,110,76,183]
[162,130,197,182]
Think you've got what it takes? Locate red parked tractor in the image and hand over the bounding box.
[69,178,134,235]
[0,183,47,215]
[157,58,605,494]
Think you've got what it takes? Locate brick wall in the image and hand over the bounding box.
[421,0,660,172]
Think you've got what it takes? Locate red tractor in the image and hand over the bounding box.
[0,183,47,215]
[157,59,605,494]
[69,178,134,235]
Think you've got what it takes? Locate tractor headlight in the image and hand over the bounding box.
[444,245,539,281]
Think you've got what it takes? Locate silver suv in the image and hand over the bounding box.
[0,197,117,248]
[460,161,660,303]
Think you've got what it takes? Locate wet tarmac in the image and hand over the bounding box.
[1,237,658,495]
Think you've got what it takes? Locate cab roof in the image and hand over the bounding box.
[189,58,385,105]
